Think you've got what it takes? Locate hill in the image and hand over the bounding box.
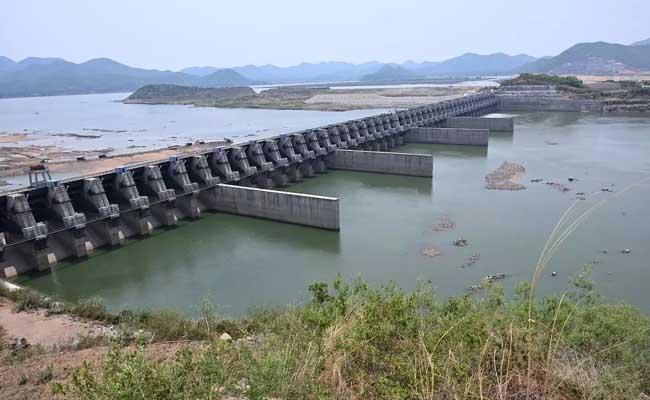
[179,66,220,76]
[517,41,650,74]
[0,58,254,98]
[187,54,535,84]
[631,37,650,46]
[414,53,536,76]
[196,69,252,87]
[360,64,423,81]
[231,61,384,83]
[0,56,16,72]
[124,84,254,104]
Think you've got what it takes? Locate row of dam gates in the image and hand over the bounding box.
[0,92,515,278]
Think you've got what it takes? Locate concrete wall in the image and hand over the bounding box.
[444,117,514,132]
[405,127,488,146]
[211,184,340,231]
[497,96,604,112]
[328,149,432,177]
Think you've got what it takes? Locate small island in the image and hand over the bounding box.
[123,84,255,105]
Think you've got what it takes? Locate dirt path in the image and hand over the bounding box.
[0,342,196,400]
[0,298,111,349]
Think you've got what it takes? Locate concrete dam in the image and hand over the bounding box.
[0,92,513,278]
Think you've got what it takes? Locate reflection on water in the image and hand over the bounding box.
[18,112,650,316]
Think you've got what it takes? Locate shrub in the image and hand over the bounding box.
[36,364,54,384]
[69,297,113,322]
[55,278,650,400]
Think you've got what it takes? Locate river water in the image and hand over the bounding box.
[14,111,650,316]
[0,92,388,153]
[0,92,388,190]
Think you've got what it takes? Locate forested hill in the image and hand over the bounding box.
[516,41,650,74]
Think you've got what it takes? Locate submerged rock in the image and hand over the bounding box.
[485,273,507,282]
[461,254,480,268]
[432,216,456,232]
[485,162,526,190]
[468,273,507,291]
[546,182,570,192]
[453,238,468,247]
[421,248,442,258]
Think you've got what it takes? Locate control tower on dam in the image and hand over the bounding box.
[0,92,514,278]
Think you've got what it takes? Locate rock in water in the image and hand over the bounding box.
[485,162,526,190]
[432,216,456,232]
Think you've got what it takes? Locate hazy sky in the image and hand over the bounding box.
[1,0,648,70]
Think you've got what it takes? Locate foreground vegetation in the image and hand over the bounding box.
[3,274,650,399]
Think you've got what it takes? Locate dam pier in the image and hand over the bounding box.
[0,92,513,278]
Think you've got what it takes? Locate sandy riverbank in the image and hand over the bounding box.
[145,86,480,111]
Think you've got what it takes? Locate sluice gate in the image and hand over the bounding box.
[0,93,510,278]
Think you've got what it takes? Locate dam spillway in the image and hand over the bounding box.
[0,92,509,278]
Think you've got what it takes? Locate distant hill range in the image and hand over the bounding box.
[0,57,255,98]
[408,53,536,76]
[4,36,650,99]
[182,61,385,83]
[631,37,650,46]
[360,64,423,82]
[516,39,650,75]
[0,52,536,98]
[183,53,536,83]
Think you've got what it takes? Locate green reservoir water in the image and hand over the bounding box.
[18,112,650,316]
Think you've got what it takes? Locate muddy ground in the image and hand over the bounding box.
[0,296,207,399]
[0,298,111,349]
[0,340,197,400]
